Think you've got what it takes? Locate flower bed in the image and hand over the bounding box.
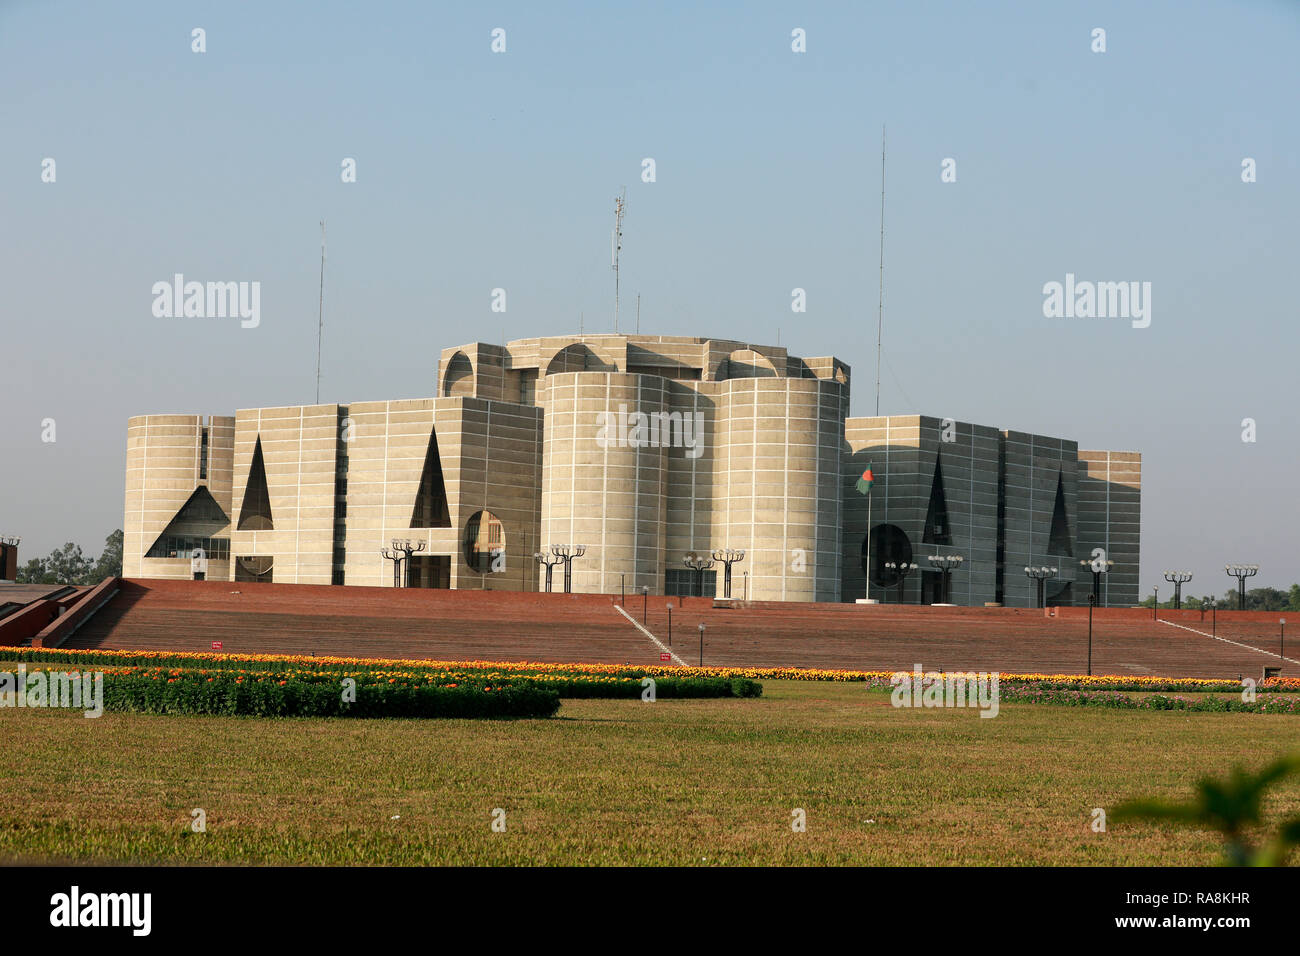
[0,648,763,699]
[1,645,1289,700]
[996,684,1300,714]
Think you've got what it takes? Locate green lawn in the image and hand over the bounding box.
[2,680,1296,865]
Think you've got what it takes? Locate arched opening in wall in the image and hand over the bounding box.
[544,343,615,376]
[723,349,778,380]
[463,510,505,574]
[863,524,913,589]
[443,352,474,397]
[234,555,273,583]
[236,438,274,531]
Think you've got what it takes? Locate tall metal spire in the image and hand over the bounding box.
[876,127,885,417]
[612,189,626,332]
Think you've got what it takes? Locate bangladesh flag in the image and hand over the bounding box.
[856,467,874,495]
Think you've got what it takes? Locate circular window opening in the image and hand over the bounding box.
[463,510,504,574]
[862,524,913,588]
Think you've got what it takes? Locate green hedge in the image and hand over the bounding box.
[101,671,561,719]
[540,675,762,699]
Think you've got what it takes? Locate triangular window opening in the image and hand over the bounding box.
[922,456,952,545]
[1047,471,1073,556]
[237,437,274,531]
[410,428,451,528]
[145,487,231,557]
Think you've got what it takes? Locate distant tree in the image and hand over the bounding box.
[12,530,124,586]
[91,530,123,580]
[1250,588,1290,612]
[1141,588,1300,612]
[45,543,92,585]
[1207,586,1295,612]
[15,558,53,584]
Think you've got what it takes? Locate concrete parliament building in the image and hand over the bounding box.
[123,333,1141,607]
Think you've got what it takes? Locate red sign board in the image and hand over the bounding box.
[660,653,671,661]
[211,642,223,650]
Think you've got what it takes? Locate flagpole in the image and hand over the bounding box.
[857,465,875,603]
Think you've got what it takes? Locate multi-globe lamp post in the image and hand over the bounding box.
[683,552,715,598]
[1225,564,1258,610]
[926,555,963,605]
[884,561,918,604]
[1024,566,1058,609]
[711,549,746,600]
[1162,570,1192,609]
[380,538,426,588]
[533,549,563,593]
[550,544,586,594]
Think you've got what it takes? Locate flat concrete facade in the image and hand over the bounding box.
[842,415,1140,608]
[123,334,1139,606]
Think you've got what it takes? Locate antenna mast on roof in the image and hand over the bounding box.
[316,220,326,405]
[612,189,626,333]
[875,127,885,417]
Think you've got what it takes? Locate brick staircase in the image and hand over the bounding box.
[54,579,1293,679]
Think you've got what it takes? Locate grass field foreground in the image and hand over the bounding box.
[3,680,1298,865]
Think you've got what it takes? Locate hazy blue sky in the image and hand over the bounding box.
[2,0,1296,596]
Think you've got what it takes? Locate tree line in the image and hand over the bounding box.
[1139,585,1300,613]
[14,530,123,586]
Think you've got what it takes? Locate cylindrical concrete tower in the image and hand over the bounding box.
[541,372,669,593]
[714,377,844,602]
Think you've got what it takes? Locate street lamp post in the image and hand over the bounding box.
[884,561,919,604]
[1282,618,1287,669]
[1226,564,1259,611]
[534,550,562,593]
[1163,570,1192,609]
[697,623,705,667]
[1208,598,1216,638]
[1082,557,1114,608]
[667,603,672,646]
[380,546,403,588]
[711,549,746,599]
[926,555,964,605]
[1079,557,1113,676]
[642,585,649,624]
[1153,586,1158,621]
[551,544,587,594]
[683,552,715,598]
[1024,566,1058,609]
